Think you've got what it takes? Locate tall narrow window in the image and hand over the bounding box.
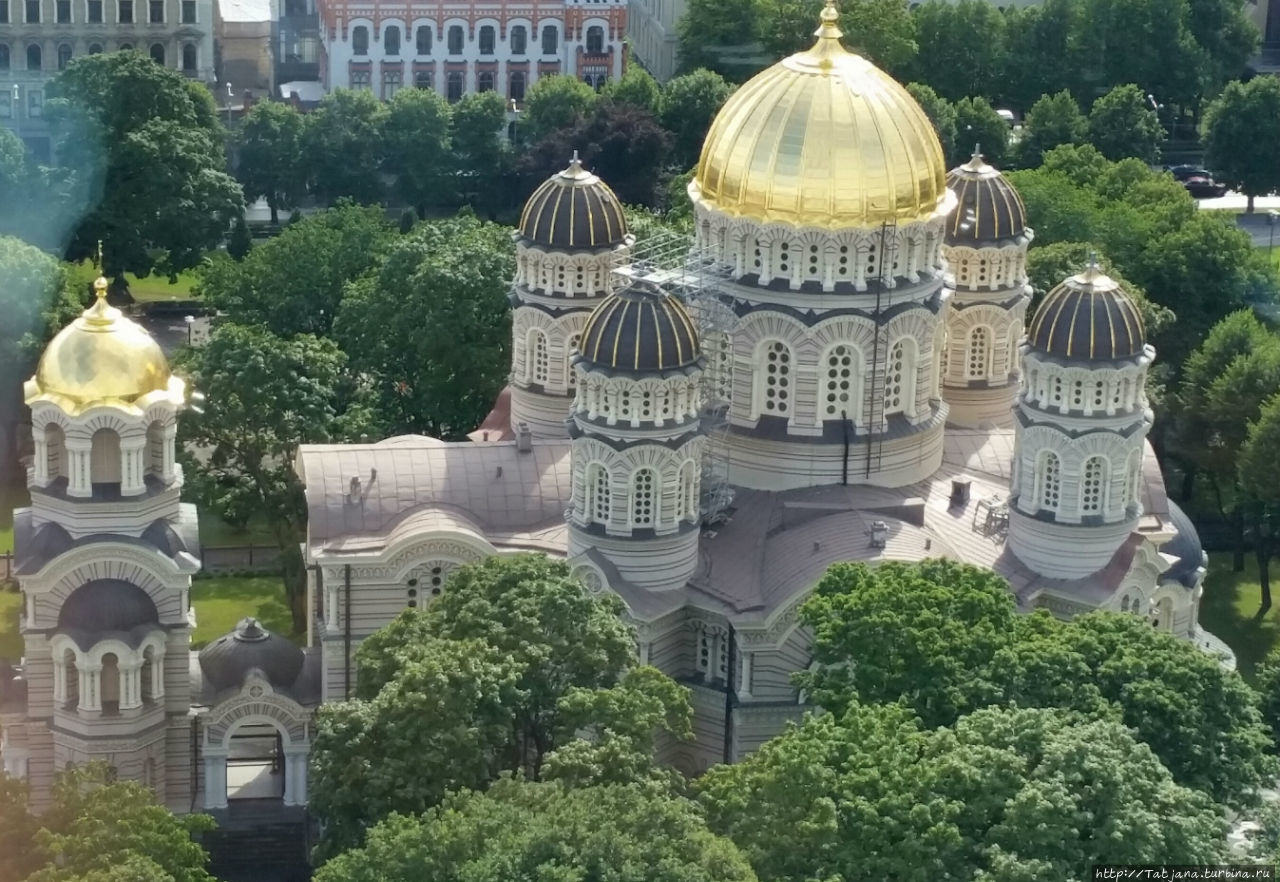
[1081,455,1106,515]
[966,327,989,379]
[446,70,463,102]
[384,25,400,55]
[541,24,557,55]
[415,25,431,54]
[148,42,164,64]
[1038,451,1061,513]
[88,42,102,53]
[381,70,401,99]
[58,43,73,68]
[631,468,656,528]
[477,70,493,92]
[26,43,41,70]
[509,71,525,102]
[589,464,611,524]
[0,45,8,71]
[0,2,8,22]
[760,341,791,415]
[24,0,38,21]
[55,0,68,20]
[447,24,463,54]
[148,0,160,21]
[352,25,368,55]
[586,25,604,54]
[510,24,526,54]
[479,24,494,55]
[1128,451,1142,508]
[566,333,580,389]
[181,42,195,72]
[87,0,101,21]
[180,0,193,21]
[117,0,132,22]
[681,460,697,522]
[529,330,549,384]
[884,339,914,415]
[823,344,858,419]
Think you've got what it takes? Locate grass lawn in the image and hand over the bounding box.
[1199,555,1280,680]
[0,589,22,659]
[0,485,30,555]
[67,259,201,303]
[190,574,298,649]
[198,510,277,549]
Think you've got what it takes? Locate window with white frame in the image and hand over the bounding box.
[883,339,913,415]
[447,24,463,54]
[588,464,611,524]
[1081,455,1107,515]
[823,344,858,418]
[510,24,527,54]
[415,25,431,55]
[760,340,791,415]
[586,24,604,54]
[529,329,549,384]
[478,24,495,55]
[384,25,401,55]
[967,327,990,379]
[566,333,580,389]
[352,25,369,55]
[681,460,697,522]
[631,468,656,528]
[1037,451,1062,512]
[541,24,557,54]
[0,45,9,74]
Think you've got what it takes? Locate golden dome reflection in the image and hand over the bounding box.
[26,274,176,415]
[691,0,950,230]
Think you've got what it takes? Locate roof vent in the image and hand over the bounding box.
[516,422,533,453]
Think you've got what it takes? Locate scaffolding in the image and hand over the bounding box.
[613,229,737,525]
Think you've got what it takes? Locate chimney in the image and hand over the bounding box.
[515,422,533,453]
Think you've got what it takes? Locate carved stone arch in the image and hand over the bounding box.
[883,307,936,353]
[69,409,139,444]
[30,404,70,433]
[83,636,140,667]
[35,544,186,615]
[384,532,494,583]
[810,314,877,353]
[1069,430,1129,470]
[204,682,310,747]
[735,311,807,350]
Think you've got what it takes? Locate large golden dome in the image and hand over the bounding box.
[26,276,175,414]
[692,0,949,230]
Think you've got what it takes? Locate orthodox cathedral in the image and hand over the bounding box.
[0,0,1215,812]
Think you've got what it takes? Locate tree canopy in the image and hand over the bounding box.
[303,88,388,205]
[1017,89,1088,167]
[236,100,306,226]
[381,87,452,218]
[1088,83,1165,163]
[659,69,734,170]
[520,75,600,145]
[314,778,757,882]
[1204,75,1280,213]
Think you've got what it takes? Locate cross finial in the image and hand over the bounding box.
[94,240,103,270]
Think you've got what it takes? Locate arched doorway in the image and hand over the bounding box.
[201,685,311,811]
[224,718,285,802]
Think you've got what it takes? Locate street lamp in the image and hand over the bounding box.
[184,314,195,345]
[1268,210,1278,262]
[11,84,20,143]
[225,81,233,129]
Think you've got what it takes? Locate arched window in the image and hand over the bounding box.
[566,333,581,389]
[477,70,494,92]
[148,42,164,65]
[966,326,990,379]
[1071,378,1085,410]
[1081,455,1107,516]
[0,45,10,70]
[90,428,121,486]
[823,344,860,420]
[541,24,557,55]
[934,326,947,392]
[384,25,400,55]
[1037,451,1062,512]
[528,329,549,384]
[352,25,369,55]
[631,467,656,528]
[181,42,196,72]
[100,653,120,715]
[447,24,464,54]
[146,419,165,476]
[510,24,527,54]
[479,24,495,55]
[57,43,73,69]
[1121,594,1131,613]
[588,464,611,524]
[586,25,604,54]
[141,646,156,702]
[415,25,431,54]
[26,43,41,70]
[88,43,103,54]
[758,340,791,416]
[119,43,133,51]
[883,339,916,417]
[509,71,526,102]
[681,460,697,522]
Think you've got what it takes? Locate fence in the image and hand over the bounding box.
[0,544,281,581]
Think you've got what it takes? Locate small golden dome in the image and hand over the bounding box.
[692,0,949,230]
[27,275,174,414]
[518,152,629,250]
[1027,261,1146,361]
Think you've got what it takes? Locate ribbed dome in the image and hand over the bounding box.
[28,277,173,415]
[1027,263,1145,361]
[946,150,1028,244]
[518,154,629,250]
[1164,501,1206,588]
[198,617,304,692]
[579,281,700,373]
[691,0,949,230]
[59,579,159,632]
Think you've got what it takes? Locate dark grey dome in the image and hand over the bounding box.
[518,154,628,251]
[58,579,158,632]
[198,617,303,692]
[1164,501,1206,588]
[946,151,1029,245]
[578,280,701,373]
[1027,262,1145,361]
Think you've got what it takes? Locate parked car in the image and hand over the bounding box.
[1166,164,1212,182]
[1182,175,1229,198]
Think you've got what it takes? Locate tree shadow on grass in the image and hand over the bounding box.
[1199,558,1280,680]
[190,576,296,648]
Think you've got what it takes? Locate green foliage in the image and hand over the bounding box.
[226,215,252,261]
[952,96,1009,167]
[0,774,41,882]
[521,75,599,144]
[603,66,663,114]
[697,704,1227,882]
[756,0,917,75]
[450,91,513,217]
[675,0,761,81]
[1025,241,1174,338]
[303,89,388,205]
[236,100,306,226]
[1018,89,1087,167]
[793,560,1274,807]
[660,69,734,170]
[1204,75,1280,212]
[310,554,693,860]
[1088,83,1164,163]
[906,83,956,162]
[1000,0,1080,110]
[46,52,242,279]
[314,778,757,882]
[334,214,513,439]
[197,201,391,337]
[909,0,1007,102]
[382,87,452,216]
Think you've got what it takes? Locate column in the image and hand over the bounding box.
[151,652,166,699]
[738,651,753,700]
[294,750,308,804]
[282,753,297,805]
[79,665,102,712]
[52,657,66,704]
[638,641,650,666]
[32,435,48,485]
[121,439,147,496]
[325,584,338,634]
[203,754,228,810]
[120,663,143,710]
[66,441,91,497]
[162,423,178,482]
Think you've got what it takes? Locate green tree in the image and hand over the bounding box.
[952,96,1009,167]
[698,704,1227,882]
[675,0,762,81]
[1000,0,1080,111]
[757,0,918,75]
[906,83,957,162]
[520,75,599,145]
[303,88,388,205]
[1204,75,1280,213]
[382,87,452,218]
[602,66,662,114]
[226,215,252,261]
[1237,391,1280,608]
[909,0,1007,102]
[1088,83,1164,162]
[1185,0,1259,98]
[1076,0,1203,108]
[314,779,757,882]
[1025,241,1174,338]
[660,68,734,170]
[309,554,693,859]
[1018,89,1088,167]
[176,324,377,632]
[451,91,513,218]
[236,100,306,226]
[197,201,391,337]
[335,214,513,438]
[46,52,242,281]
[0,774,41,882]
